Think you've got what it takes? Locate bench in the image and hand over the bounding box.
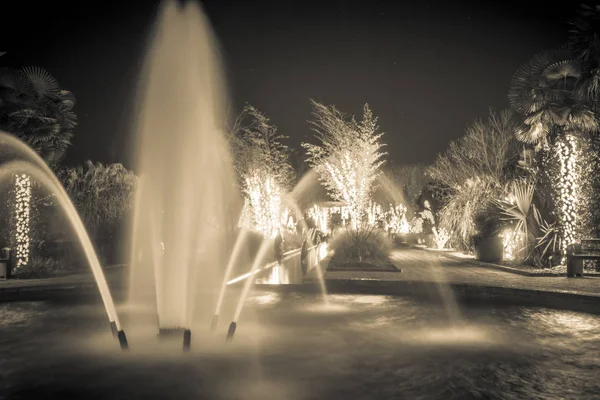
[566,239,600,277]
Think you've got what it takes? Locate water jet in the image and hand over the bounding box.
[210,314,219,331]
[110,321,118,338]
[127,0,237,336]
[0,151,124,349]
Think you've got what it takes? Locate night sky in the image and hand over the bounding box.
[1,0,575,169]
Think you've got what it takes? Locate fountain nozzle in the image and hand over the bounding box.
[226,322,237,341]
[183,329,191,351]
[117,330,129,350]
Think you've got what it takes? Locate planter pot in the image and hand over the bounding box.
[475,235,503,263]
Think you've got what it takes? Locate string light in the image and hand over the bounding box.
[554,134,580,263]
[14,174,31,269]
[238,174,285,239]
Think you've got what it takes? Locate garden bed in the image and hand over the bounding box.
[327,258,401,272]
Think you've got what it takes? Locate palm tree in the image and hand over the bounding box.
[0,66,77,166]
[569,3,600,246]
[569,3,600,110]
[508,46,596,148]
[0,66,77,269]
[508,43,598,262]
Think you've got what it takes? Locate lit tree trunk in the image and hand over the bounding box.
[14,174,31,269]
[548,133,592,263]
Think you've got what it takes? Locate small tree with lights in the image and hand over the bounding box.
[231,104,294,239]
[303,100,387,230]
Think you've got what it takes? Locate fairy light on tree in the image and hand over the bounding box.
[230,105,293,238]
[553,134,582,261]
[246,176,283,238]
[303,101,386,230]
[14,174,31,269]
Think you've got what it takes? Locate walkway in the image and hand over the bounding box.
[317,247,600,298]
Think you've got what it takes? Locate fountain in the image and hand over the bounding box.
[0,134,128,349]
[2,0,330,352]
[126,0,238,348]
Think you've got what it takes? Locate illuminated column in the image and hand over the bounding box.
[14,174,31,269]
[554,134,580,263]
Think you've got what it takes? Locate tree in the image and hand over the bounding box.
[569,3,600,112]
[303,100,387,229]
[508,44,598,260]
[568,4,600,240]
[232,104,294,238]
[427,109,521,249]
[0,66,76,166]
[383,163,428,215]
[0,66,77,268]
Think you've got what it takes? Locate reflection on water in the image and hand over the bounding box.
[246,292,281,306]
[3,294,600,399]
[255,243,329,285]
[256,264,291,285]
[410,326,495,346]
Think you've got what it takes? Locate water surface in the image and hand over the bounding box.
[2,292,599,399]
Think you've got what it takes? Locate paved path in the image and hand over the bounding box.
[320,247,600,297]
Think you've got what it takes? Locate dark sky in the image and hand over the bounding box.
[1,0,575,169]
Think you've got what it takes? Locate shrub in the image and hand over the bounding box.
[330,226,391,267]
[58,161,136,265]
[428,109,521,250]
[11,254,65,279]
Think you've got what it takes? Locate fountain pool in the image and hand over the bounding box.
[2,291,600,399]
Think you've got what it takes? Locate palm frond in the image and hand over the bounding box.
[20,66,60,100]
[509,46,575,115]
[543,59,581,80]
[569,4,600,63]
